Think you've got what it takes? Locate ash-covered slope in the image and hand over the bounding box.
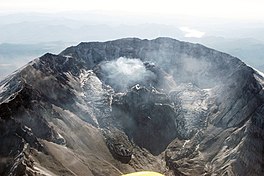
[0,37,264,176]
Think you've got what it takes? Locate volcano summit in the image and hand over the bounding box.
[0,38,263,176]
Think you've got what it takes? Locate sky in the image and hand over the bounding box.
[1,0,264,21]
[1,0,264,78]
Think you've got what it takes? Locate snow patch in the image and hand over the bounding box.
[33,166,54,176]
[251,66,264,86]
[0,82,7,94]
[79,70,93,88]
[252,67,264,78]
[203,88,212,92]
[182,140,190,148]
[195,144,200,151]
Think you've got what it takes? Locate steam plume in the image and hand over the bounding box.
[100,57,156,91]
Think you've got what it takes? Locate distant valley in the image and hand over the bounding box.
[0,13,264,80]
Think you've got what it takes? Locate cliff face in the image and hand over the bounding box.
[0,37,263,176]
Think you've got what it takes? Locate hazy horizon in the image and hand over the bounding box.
[1,0,264,79]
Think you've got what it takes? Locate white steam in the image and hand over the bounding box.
[100,57,156,91]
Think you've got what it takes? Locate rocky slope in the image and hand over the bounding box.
[0,37,263,176]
